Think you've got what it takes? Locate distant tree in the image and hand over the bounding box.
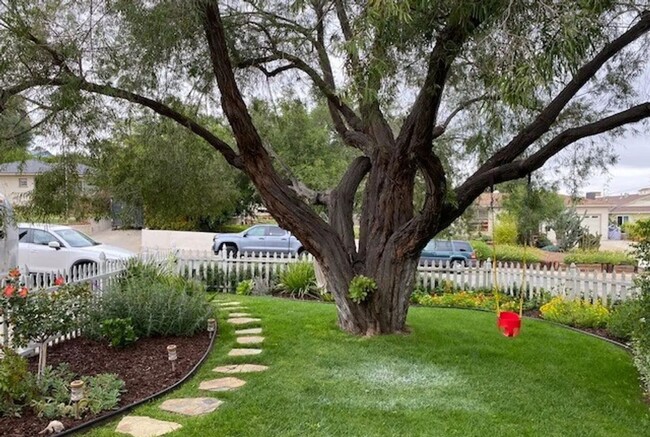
[502,182,565,245]
[90,117,255,231]
[0,97,31,163]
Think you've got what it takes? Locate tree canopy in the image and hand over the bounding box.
[1,1,649,334]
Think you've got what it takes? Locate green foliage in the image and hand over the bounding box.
[250,99,359,192]
[0,347,36,417]
[101,318,138,348]
[564,251,636,266]
[276,262,319,299]
[348,276,377,304]
[89,117,255,231]
[607,300,642,341]
[493,215,518,245]
[540,297,609,329]
[0,96,32,163]
[470,240,543,263]
[578,232,601,251]
[217,224,251,233]
[501,182,564,244]
[236,279,254,296]
[88,259,214,337]
[631,219,650,394]
[551,208,585,252]
[31,365,123,419]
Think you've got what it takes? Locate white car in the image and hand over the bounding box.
[18,223,134,274]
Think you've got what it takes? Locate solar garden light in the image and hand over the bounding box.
[167,345,177,371]
[70,380,85,418]
[207,318,216,337]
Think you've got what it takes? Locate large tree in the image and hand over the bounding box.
[1,1,649,335]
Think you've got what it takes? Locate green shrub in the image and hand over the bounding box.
[494,215,518,245]
[607,300,642,341]
[236,279,254,296]
[31,365,124,419]
[216,224,251,233]
[540,296,610,328]
[0,347,36,417]
[89,260,214,338]
[564,250,636,266]
[276,262,319,298]
[470,240,543,263]
[101,318,138,348]
[348,276,377,304]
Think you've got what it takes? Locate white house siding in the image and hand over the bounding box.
[0,174,35,205]
[575,206,610,239]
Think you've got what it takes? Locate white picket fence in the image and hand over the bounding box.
[417,259,636,305]
[150,249,637,305]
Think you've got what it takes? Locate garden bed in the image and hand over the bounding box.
[0,333,211,437]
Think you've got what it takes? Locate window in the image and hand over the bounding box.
[454,242,472,252]
[18,228,31,243]
[267,226,287,237]
[32,229,58,246]
[424,241,436,252]
[435,241,453,252]
[617,216,630,226]
[54,229,98,248]
[246,226,266,237]
[18,178,28,188]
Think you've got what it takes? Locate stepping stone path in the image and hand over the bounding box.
[115,301,270,437]
[199,377,246,392]
[228,317,261,325]
[236,336,264,345]
[235,327,262,335]
[116,416,181,437]
[213,364,269,373]
[160,398,223,416]
[228,348,263,356]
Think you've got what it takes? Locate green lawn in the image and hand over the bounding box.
[85,297,649,437]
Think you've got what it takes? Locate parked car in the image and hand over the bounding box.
[17,223,135,274]
[420,239,477,267]
[0,193,18,275]
[212,224,303,256]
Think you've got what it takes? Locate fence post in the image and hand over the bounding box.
[485,258,492,290]
[569,263,578,300]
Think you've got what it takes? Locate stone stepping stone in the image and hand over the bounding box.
[229,312,252,318]
[160,397,223,416]
[213,364,269,374]
[116,416,181,437]
[228,317,261,325]
[199,377,246,392]
[236,336,264,345]
[219,302,241,307]
[228,348,262,356]
[222,306,246,311]
[235,328,262,335]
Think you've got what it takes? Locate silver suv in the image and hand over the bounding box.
[212,225,303,256]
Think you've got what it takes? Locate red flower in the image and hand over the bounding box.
[18,287,28,298]
[8,268,20,278]
[3,285,16,298]
[54,276,65,286]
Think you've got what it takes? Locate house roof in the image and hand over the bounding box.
[0,159,90,175]
[578,192,650,214]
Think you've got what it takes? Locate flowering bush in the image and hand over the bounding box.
[540,296,609,328]
[412,290,522,312]
[1,268,29,309]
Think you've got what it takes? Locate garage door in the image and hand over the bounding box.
[582,214,602,236]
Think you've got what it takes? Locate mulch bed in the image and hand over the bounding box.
[1,333,211,437]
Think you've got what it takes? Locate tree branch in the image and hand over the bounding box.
[441,102,650,231]
[469,10,650,178]
[397,13,484,153]
[329,156,371,258]
[432,94,495,139]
